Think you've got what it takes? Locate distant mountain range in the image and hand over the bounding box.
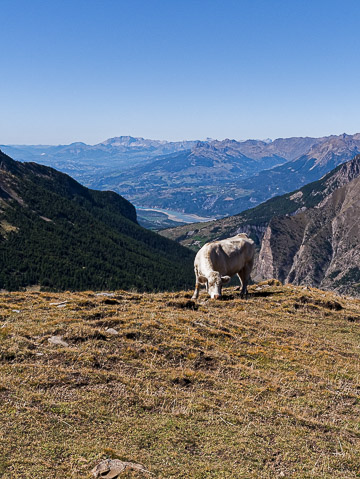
[1,136,199,188]
[161,155,360,296]
[2,133,360,222]
[0,150,194,292]
[206,133,360,216]
[96,137,320,213]
[118,133,360,217]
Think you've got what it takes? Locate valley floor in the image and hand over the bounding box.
[0,284,360,478]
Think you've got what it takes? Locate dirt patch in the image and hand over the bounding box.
[166,300,198,310]
[347,315,360,322]
[102,298,120,305]
[295,295,343,311]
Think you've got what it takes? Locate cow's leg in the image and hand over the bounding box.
[236,272,243,293]
[240,261,253,298]
[238,269,247,297]
[192,266,200,300]
[192,281,200,299]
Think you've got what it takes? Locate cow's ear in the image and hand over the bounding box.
[221,275,231,284]
[198,275,207,283]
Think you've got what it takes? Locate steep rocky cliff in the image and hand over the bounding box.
[257,157,360,296]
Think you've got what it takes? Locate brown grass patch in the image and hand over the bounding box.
[1,285,360,478]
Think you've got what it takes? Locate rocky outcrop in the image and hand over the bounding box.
[257,167,360,296]
[234,224,268,246]
[255,226,274,280]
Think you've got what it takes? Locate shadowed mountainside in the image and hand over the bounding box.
[0,151,194,292]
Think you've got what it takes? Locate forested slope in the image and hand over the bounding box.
[0,151,194,291]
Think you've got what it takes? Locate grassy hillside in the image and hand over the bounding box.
[1,284,359,477]
[0,151,195,292]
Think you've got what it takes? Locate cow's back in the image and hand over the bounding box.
[219,237,254,263]
[212,238,253,275]
[194,236,253,277]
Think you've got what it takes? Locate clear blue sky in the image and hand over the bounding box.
[1,0,359,144]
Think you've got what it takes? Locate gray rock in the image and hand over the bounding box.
[49,301,68,307]
[105,328,119,335]
[48,335,69,347]
[91,459,150,478]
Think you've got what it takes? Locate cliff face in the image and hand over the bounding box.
[257,169,360,296]
[255,226,274,279]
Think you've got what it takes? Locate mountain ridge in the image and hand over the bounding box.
[95,135,329,216]
[0,137,200,188]
[91,133,360,218]
[199,133,360,216]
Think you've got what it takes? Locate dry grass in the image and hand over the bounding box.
[1,283,360,478]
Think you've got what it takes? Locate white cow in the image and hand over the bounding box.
[192,233,255,300]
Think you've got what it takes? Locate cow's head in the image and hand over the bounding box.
[207,272,231,299]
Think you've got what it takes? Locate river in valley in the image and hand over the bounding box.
[135,206,216,224]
